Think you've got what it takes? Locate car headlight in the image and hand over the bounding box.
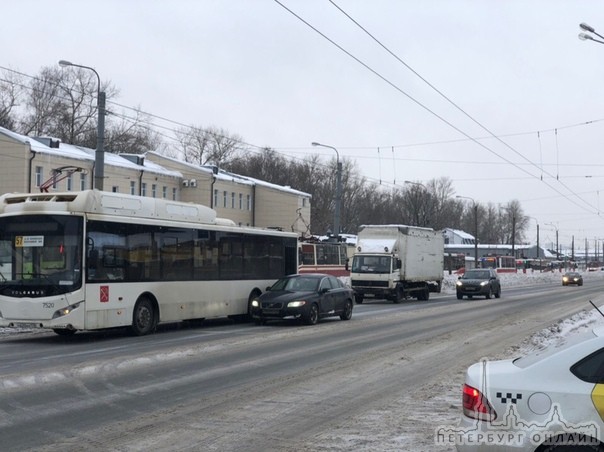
[251,299,260,308]
[563,277,568,282]
[456,281,463,287]
[480,281,489,286]
[287,301,307,308]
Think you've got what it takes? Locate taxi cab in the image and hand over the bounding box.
[455,326,604,451]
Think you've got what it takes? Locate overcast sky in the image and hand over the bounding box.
[4,0,604,250]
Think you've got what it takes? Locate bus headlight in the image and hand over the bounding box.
[287,301,307,308]
[52,302,83,319]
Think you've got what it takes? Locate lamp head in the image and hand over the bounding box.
[579,33,593,41]
[580,22,595,32]
[58,60,73,67]
[311,142,320,147]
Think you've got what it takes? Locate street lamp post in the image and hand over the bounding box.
[546,222,560,268]
[456,195,478,267]
[311,142,342,239]
[59,60,106,191]
[579,23,604,45]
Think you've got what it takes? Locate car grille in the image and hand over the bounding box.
[351,280,388,288]
[262,302,284,309]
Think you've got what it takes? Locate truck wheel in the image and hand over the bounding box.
[393,287,404,304]
[355,294,364,304]
[423,287,430,300]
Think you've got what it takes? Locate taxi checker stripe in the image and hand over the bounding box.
[496,392,522,404]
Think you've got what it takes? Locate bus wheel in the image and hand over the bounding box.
[53,328,76,336]
[131,297,156,336]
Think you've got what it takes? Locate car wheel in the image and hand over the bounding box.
[340,300,353,321]
[495,287,501,299]
[456,293,463,300]
[131,297,157,336]
[485,287,492,299]
[303,303,319,325]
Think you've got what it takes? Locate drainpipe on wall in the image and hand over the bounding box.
[252,184,256,227]
[138,171,144,196]
[28,148,36,193]
[210,175,216,208]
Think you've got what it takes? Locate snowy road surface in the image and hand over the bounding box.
[1,271,603,451]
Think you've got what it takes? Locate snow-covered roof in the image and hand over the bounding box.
[444,228,475,240]
[0,126,181,178]
[145,151,311,197]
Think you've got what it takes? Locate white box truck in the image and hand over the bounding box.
[350,224,444,303]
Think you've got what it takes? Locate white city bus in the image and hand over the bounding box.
[0,190,298,336]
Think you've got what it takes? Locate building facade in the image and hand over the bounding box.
[0,126,312,235]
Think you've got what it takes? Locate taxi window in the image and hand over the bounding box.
[571,348,604,383]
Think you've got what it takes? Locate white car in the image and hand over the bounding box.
[452,326,604,451]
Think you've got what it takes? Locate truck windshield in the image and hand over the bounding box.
[351,255,392,274]
[0,215,83,297]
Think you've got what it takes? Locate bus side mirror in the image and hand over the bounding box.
[396,259,402,269]
[345,258,349,271]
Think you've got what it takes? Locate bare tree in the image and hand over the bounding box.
[0,70,23,130]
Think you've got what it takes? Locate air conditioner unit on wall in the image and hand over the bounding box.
[182,180,190,187]
[189,179,197,187]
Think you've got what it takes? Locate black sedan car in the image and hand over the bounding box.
[456,268,501,300]
[250,274,354,325]
[562,271,583,286]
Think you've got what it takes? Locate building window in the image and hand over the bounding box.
[302,198,306,207]
[214,189,218,207]
[247,194,252,211]
[239,193,243,210]
[172,187,177,200]
[112,186,119,193]
[142,183,147,197]
[130,181,136,195]
[80,173,87,190]
[35,166,43,187]
[223,190,227,208]
[231,192,235,208]
[66,174,73,191]
[152,184,157,198]
[162,186,167,198]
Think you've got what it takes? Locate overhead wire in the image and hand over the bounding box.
[322,0,601,216]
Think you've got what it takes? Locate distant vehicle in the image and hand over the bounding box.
[298,239,351,277]
[250,274,354,325]
[562,271,583,286]
[350,224,444,304]
[456,326,604,451]
[456,268,501,300]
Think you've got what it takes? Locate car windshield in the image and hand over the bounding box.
[463,270,490,279]
[272,276,319,292]
[565,273,580,277]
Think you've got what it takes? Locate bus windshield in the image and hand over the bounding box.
[0,215,83,296]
